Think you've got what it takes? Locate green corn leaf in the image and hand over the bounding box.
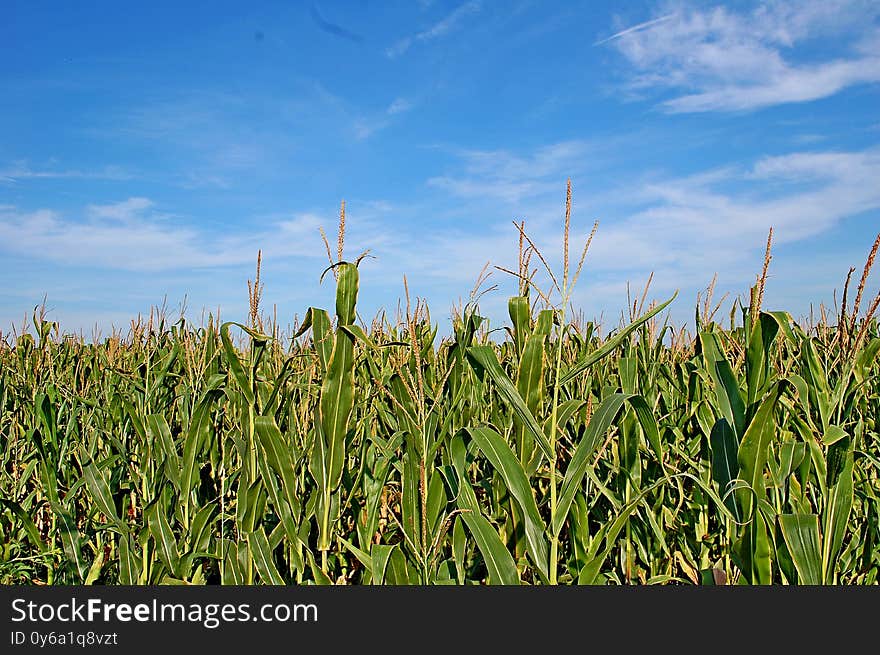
[800,338,831,432]
[544,399,589,439]
[339,323,376,349]
[822,425,848,447]
[779,514,822,585]
[822,448,854,584]
[401,448,421,553]
[514,327,548,468]
[427,471,446,536]
[146,503,180,578]
[737,382,783,514]
[318,329,355,491]
[508,295,532,356]
[147,414,181,494]
[826,434,850,488]
[187,503,217,556]
[710,418,740,518]
[0,499,47,554]
[746,311,792,408]
[467,426,549,581]
[854,337,880,384]
[458,479,520,585]
[255,415,302,516]
[146,343,180,403]
[751,509,773,585]
[339,536,372,572]
[560,292,677,386]
[452,515,467,585]
[84,548,105,585]
[294,307,333,374]
[221,541,245,585]
[122,398,147,442]
[82,461,122,529]
[554,393,659,537]
[299,550,328,585]
[248,527,284,585]
[257,454,303,572]
[700,331,746,439]
[220,323,255,406]
[466,346,554,463]
[370,544,395,585]
[181,389,221,501]
[118,532,141,585]
[42,462,86,581]
[317,266,359,493]
[576,475,680,584]
[386,547,416,585]
[334,262,359,325]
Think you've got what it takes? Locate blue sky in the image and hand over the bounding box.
[3,0,880,337]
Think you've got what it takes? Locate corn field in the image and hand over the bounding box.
[2,208,879,586]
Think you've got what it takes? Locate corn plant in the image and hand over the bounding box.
[1,199,879,586]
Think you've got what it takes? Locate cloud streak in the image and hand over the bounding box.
[428,140,591,204]
[417,142,880,325]
[602,1,880,113]
[585,148,880,284]
[593,13,677,46]
[0,199,329,272]
[387,97,414,115]
[4,146,879,333]
[1,162,133,184]
[386,1,481,58]
[351,97,416,140]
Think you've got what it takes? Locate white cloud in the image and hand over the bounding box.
[93,92,295,184]
[585,148,880,280]
[594,13,677,46]
[353,117,390,140]
[791,133,826,145]
[0,161,133,183]
[427,140,590,204]
[87,197,154,221]
[387,1,481,58]
[0,199,329,272]
[413,142,880,327]
[602,1,880,113]
[387,97,414,115]
[5,146,879,333]
[347,98,415,141]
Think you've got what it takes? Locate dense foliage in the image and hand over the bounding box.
[2,233,879,586]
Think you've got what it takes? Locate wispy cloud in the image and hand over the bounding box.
[353,116,390,140]
[387,97,414,115]
[386,1,481,58]
[352,97,417,139]
[1,161,133,184]
[87,197,154,221]
[416,141,880,325]
[428,140,590,204]
[791,133,827,145]
[5,146,878,333]
[593,13,677,46]
[601,1,880,113]
[94,92,298,182]
[585,148,880,283]
[0,199,329,272]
